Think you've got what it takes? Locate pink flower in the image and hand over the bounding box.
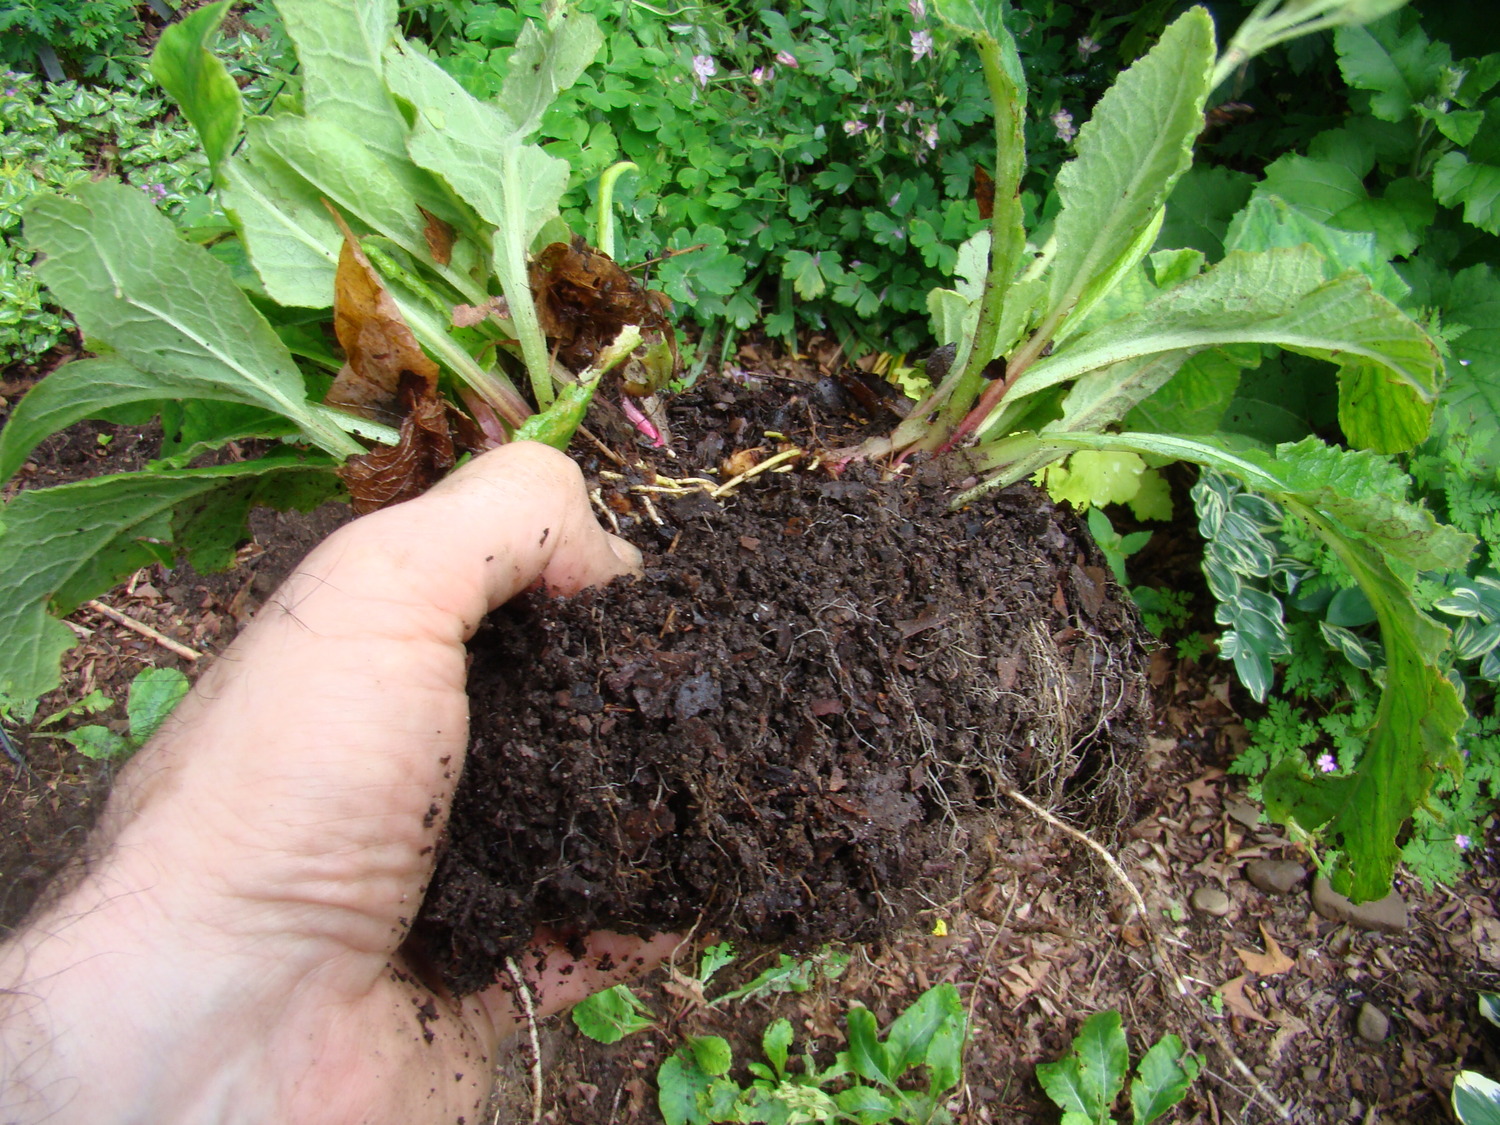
[911,30,935,62]
[775,50,798,68]
[751,66,772,86]
[844,120,867,136]
[921,123,938,149]
[692,54,717,87]
[1052,109,1076,143]
[1316,753,1337,773]
[1077,35,1102,62]
[909,0,926,19]
[1457,833,1473,851]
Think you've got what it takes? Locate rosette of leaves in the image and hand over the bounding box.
[851,0,1476,901]
[0,0,671,700]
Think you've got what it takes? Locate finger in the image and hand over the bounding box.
[469,930,684,1045]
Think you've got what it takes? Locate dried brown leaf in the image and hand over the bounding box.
[323,207,439,427]
[451,295,511,329]
[339,372,454,514]
[1235,923,1295,976]
[1219,974,1275,1024]
[418,205,455,265]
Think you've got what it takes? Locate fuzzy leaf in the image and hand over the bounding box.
[1228,194,1408,304]
[1045,9,1214,329]
[384,42,579,403]
[0,460,339,699]
[23,181,360,458]
[1002,247,1441,453]
[150,1,241,168]
[499,9,604,137]
[1035,1011,1128,1123]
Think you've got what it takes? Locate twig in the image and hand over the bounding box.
[1001,785,1294,1123]
[505,956,544,1125]
[84,600,203,663]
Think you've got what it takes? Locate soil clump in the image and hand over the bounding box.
[412,379,1152,995]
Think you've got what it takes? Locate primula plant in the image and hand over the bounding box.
[0,0,1479,903]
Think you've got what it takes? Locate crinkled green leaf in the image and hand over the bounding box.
[23,181,360,459]
[1228,194,1408,304]
[845,1006,895,1088]
[150,0,241,168]
[1002,246,1441,453]
[1036,1010,1128,1123]
[1045,9,1214,329]
[1130,1035,1200,1125]
[1034,430,1466,902]
[0,459,340,699]
[1265,438,1476,572]
[63,726,131,761]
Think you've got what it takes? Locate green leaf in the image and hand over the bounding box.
[499,10,604,138]
[1033,430,1467,901]
[1158,165,1254,260]
[1454,1072,1500,1125]
[712,949,848,1004]
[698,942,737,985]
[1002,246,1442,454]
[1043,451,1150,511]
[762,1018,793,1080]
[1433,152,1500,235]
[61,725,131,761]
[1228,194,1408,305]
[845,1007,895,1088]
[1255,155,1367,225]
[885,984,964,1079]
[1035,1011,1128,1124]
[1333,18,1447,124]
[150,0,241,169]
[1437,264,1500,471]
[570,984,654,1044]
[1480,992,1500,1029]
[0,459,340,699]
[658,1054,714,1125]
[688,1036,732,1078]
[930,0,1026,104]
[127,667,190,745]
[1130,1035,1200,1125]
[1124,347,1249,435]
[384,41,576,405]
[23,181,361,459]
[1044,8,1214,331]
[834,1085,897,1119]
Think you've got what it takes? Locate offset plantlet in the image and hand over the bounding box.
[658,983,966,1125]
[0,0,676,699]
[1036,1010,1201,1125]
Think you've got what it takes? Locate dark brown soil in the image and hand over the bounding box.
[412,381,1152,995]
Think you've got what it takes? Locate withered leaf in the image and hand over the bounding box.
[974,165,995,221]
[1218,974,1275,1025]
[529,236,678,382]
[451,295,512,329]
[1235,922,1295,976]
[418,205,455,266]
[340,371,455,514]
[324,207,439,427]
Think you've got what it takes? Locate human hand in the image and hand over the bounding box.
[0,442,679,1123]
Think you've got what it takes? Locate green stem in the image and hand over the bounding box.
[596,161,638,259]
[935,39,1027,436]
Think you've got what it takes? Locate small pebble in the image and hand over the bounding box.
[1311,876,1408,933]
[1191,886,1231,916]
[1245,858,1307,896]
[1356,1002,1390,1043]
